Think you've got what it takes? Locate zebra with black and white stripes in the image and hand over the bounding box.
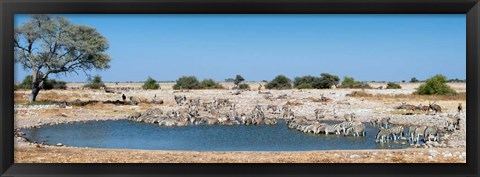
[387,125,405,140]
[338,121,362,134]
[324,123,343,135]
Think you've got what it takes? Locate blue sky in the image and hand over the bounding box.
[14,14,466,82]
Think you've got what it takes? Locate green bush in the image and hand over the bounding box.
[173,76,200,90]
[199,79,224,89]
[296,83,313,89]
[293,73,340,89]
[265,75,292,90]
[43,79,67,90]
[293,75,318,88]
[238,83,250,90]
[447,78,464,83]
[410,77,419,83]
[386,82,402,89]
[339,76,370,89]
[16,75,66,90]
[415,74,456,95]
[142,76,160,90]
[17,75,33,89]
[84,75,106,89]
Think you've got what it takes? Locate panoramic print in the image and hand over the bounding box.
[14,14,466,163]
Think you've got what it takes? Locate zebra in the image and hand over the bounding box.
[447,113,462,130]
[375,128,392,143]
[314,108,327,120]
[174,95,186,105]
[387,125,405,140]
[253,105,264,112]
[324,123,342,135]
[344,123,366,136]
[407,126,418,143]
[424,126,439,142]
[413,126,427,144]
[379,117,391,129]
[338,121,361,134]
[369,119,379,127]
[267,105,280,114]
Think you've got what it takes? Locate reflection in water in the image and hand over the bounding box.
[22,120,411,151]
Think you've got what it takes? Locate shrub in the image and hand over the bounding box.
[386,82,402,89]
[296,83,314,89]
[293,73,340,89]
[339,76,370,89]
[43,79,67,90]
[199,79,224,89]
[173,76,200,90]
[238,83,250,90]
[410,77,419,83]
[293,75,317,88]
[225,78,235,82]
[16,75,66,90]
[447,78,464,83]
[142,76,160,90]
[17,75,33,89]
[265,75,292,90]
[415,74,456,95]
[84,75,106,89]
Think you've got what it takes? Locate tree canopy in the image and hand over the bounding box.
[15,15,111,102]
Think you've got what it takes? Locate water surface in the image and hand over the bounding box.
[22,120,410,151]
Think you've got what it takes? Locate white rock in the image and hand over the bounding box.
[350,155,360,159]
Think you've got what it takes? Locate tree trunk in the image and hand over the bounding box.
[29,71,45,103]
[29,86,40,103]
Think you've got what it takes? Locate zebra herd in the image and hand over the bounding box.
[285,112,368,137]
[128,95,279,126]
[370,114,463,145]
[127,95,463,146]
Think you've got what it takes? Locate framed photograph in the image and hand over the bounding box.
[1,0,479,176]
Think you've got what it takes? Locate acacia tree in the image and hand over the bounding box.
[14,15,111,102]
[234,75,245,88]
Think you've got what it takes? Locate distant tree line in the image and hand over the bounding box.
[15,72,462,97]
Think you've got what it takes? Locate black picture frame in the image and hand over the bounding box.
[1,0,479,176]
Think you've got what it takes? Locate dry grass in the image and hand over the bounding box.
[285,100,303,106]
[306,97,332,102]
[347,91,466,101]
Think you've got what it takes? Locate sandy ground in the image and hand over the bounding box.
[13,82,467,163]
[14,145,466,163]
